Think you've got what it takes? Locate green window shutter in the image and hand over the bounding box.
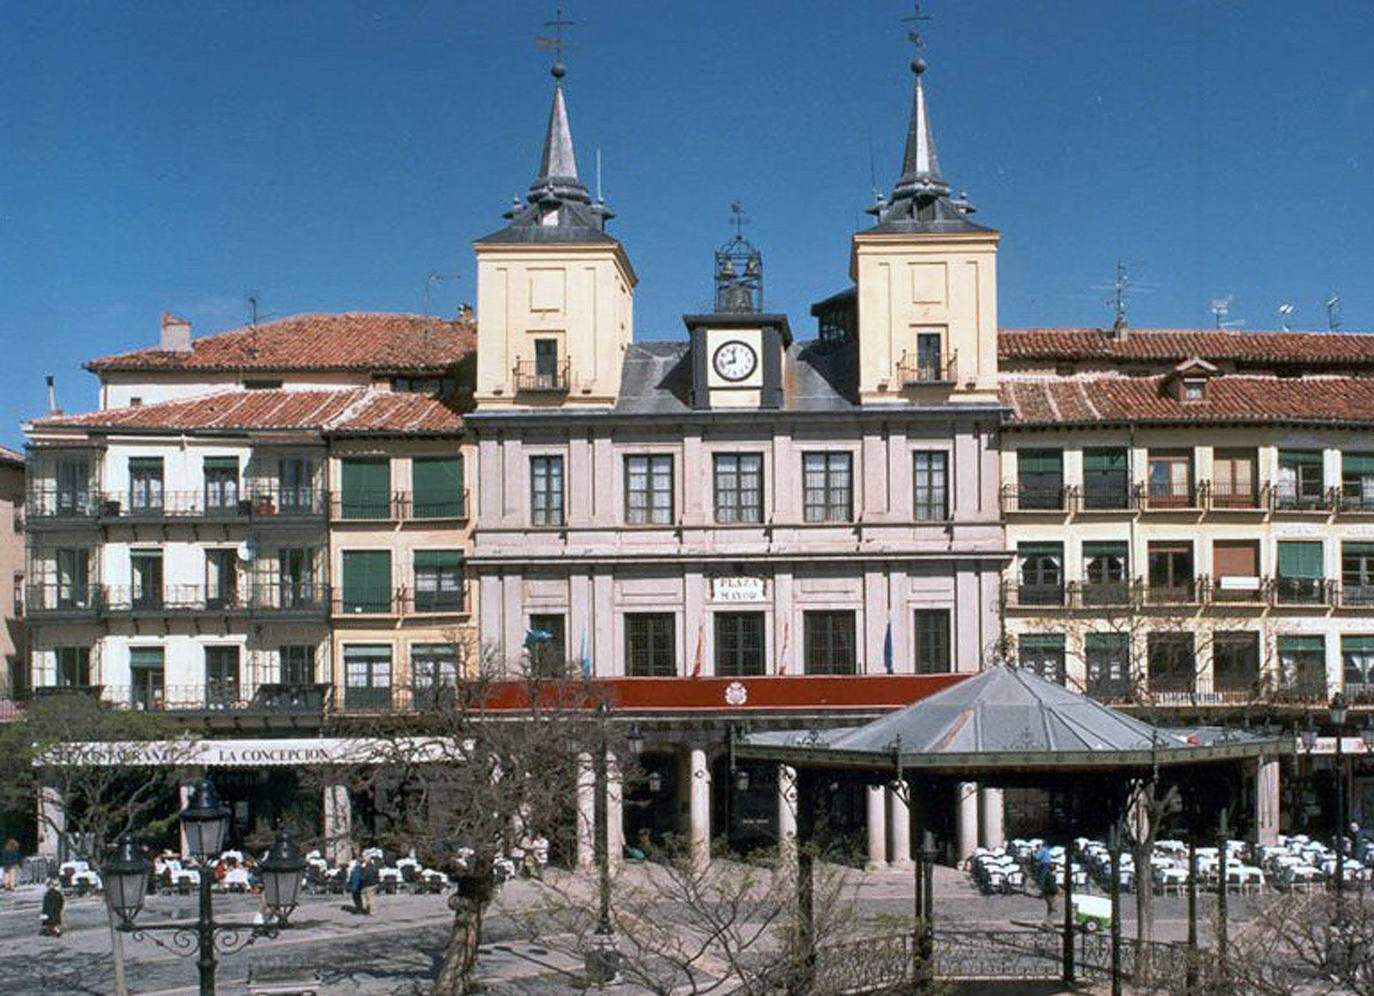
[412,457,464,518]
[1344,543,1374,558]
[1343,636,1374,654]
[1278,541,1323,578]
[1344,454,1374,474]
[1018,449,1063,473]
[342,551,391,612]
[1083,542,1128,558]
[129,457,163,473]
[1280,450,1323,466]
[1018,542,1064,557]
[1083,448,1127,472]
[1280,636,1324,653]
[1019,634,1065,651]
[203,456,238,471]
[414,550,463,570]
[130,647,164,669]
[341,460,390,519]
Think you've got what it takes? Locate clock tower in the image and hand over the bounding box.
[685,224,790,410]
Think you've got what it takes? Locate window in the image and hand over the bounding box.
[412,644,461,707]
[1085,633,1130,698]
[55,547,90,608]
[913,610,951,674]
[341,550,392,613]
[130,647,165,710]
[802,453,852,523]
[1278,636,1324,696]
[716,612,765,677]
[1017,542,1064,606]
[55,647,91,688]
[913,452,949,521]
[277,457,316,514]
[1211,540,1261,602]
[343,644,392,710]
[1276,541,1325,604]
[625,455,674,525]
[1342,454,1374,513]
[714,454,763,524]
[1147,542,1194,602]
[55,459,91,516]
[413,551,464,612]
[412,457,464,519]
[626,613,676,677]
[1147,633,1195,694]
[203,456,239,512]
[1342,543,1374,607]
[390,376,454,394]
[280,645,315,685]
[1082,542,1129,605]
[1146,450,1193,508]
[276,548,317,608]
[131,550,163,609]
[1082,448,1129,510]
[204,646,240,708]
[1018,634,1065,684]
[1211,449,1257,508]
[1183,380,1205,401]
[534,338,559,378]
[1016,449,1064,510]
[1277,450,1325,510]
[803,610,856,675]
[129,457,164,512]
[530,455,565,526]
[340,458,391,519]
[1213,632,1260,694]
[1344,637,1374,691]
[205,549,239,609]
[915,332,943,380]
[528,614,567,678]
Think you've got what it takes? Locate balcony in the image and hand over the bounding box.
[896,351,957,387]
[1338,487,1374,515]
[333,588,403,619]
[1078,483,1132,512]
[402,585,469,616]
[1270,680,1330,706]
[25,489,100,530]
[1204,481,1268,512]
[1273,577,1333,607]
[24,584,105,622]
[88,486,329,525]
[331,491,404,522]
[249,582,332,621]
[1271,486,1333,514]
[1336,583,1374,609]
[242,485,329,522]
[1077,580,1135,608]
[101,585,250,617]
[1000,483,1073,514]
[513,359,570,395]
[1142,579,1202,606]
[1001,580,1067,608]
[1206,575,1270,605]
[1135,482,1201,512]
[94,683,330,714]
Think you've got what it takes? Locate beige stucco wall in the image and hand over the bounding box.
[0,462,24,694]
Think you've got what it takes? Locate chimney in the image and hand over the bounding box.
[45,375,60,416]
[160,313,193,352]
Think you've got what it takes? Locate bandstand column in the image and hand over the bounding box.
[688,747,710,869]
[37,785,64,858]
[575,751,595,868]
[778,765,798,862]
[866,785,888,869]
[1254,759,1280,846]
[888,781,911,867]
[956,781,979,864]
[607,752,625,873]
[979,786,1005,850]
[323,783,353,864]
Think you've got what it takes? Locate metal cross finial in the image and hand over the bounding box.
[901,1,932,54]
[729,200,749,239]
[536,6,575,67]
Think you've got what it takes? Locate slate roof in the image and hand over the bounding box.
[999,328,1374,367]
[740,666,1281,771]
[1001,374,1374,428]
[86,313,474,374]
[29,389,464,436]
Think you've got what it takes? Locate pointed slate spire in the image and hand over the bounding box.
[892,59,950,203]
[528,65,591,206]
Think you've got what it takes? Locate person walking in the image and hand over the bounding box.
[359,855,380,915]
[39,879,63,937]
[1034,843,1058,923]
[348,857,365,914]
[1,838,22,892]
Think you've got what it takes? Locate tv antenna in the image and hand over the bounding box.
[1107,259,1129,331]
[1210,295,1231,329]
[246,294,276,328]
[1326,292,1343,332]
[1277,303,1296,332]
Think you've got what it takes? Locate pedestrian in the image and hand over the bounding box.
[1,838,22,892]
[40,879,63,937]
[1034,843,1058,922]
[348,857,365,913]
[360,855,380,915]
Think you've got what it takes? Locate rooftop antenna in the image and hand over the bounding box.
[424,272,461,318]
[1278,303,1296,333]
[1326,292,1342,332]
[1210,295,1232,329]
[867,125,880,204]
[596,148,602,203]
[1108,259,1129,335]
[248,294,260,328]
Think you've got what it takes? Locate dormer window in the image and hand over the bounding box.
[1182,379,1205,401]
[1163,356,1218,402]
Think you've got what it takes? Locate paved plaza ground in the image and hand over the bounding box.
[0,862,1257,994]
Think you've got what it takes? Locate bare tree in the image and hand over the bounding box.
[0,692,193,996]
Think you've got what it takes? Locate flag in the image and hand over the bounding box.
[691,619,705,677]
[883,622,894,675]
[777,619,789,675]
[579,630,592,678]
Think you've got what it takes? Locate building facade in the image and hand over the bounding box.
[0,446,25,698]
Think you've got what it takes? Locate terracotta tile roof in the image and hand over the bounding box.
[999,328,1374,366]
[1002,375,1374,428]
[86,313,474,374]
[29,388,465,436]
[0,445,23,467]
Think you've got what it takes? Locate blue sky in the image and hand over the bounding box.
[2,1,1372,449]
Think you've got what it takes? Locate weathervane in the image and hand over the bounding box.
[729,200,749,239]
[901,1,932,67]
[536,6,575,76]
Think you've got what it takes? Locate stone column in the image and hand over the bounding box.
[688,747,711,869]
[607,752,625,873]
[778,765,798,863]
[37,785,64,858]
[866,785,888,869]
[955,782,979,865]
[979,787,1006,850]
[179,784,193,858]
[888,781,912,867]
[575,751,595,868]
[322,784,352,864]
[1255,759,1280,846]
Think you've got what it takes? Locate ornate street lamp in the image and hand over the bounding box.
[101,780,305,996]
[1329,695,1349,900]
[1302,714,1318,752]
[626,724,645,756]
[646,770,663,795]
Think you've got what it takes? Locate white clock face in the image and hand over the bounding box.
[712,340,757,382]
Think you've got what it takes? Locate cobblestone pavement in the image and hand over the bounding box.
[0,864,1265,994]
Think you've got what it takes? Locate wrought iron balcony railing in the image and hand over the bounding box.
[1000,483,1074,514]
[895,351,957,386]
[1135,482,1202,511]
[1202,481,1269,511]
[513,359,570,394]
[25,584,105,619]
[81,683,331,713]
[1271,486,1335,513]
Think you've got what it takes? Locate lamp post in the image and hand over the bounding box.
[100,780,305,996]
[584,701,620,984]
[1331,694,1348,900]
